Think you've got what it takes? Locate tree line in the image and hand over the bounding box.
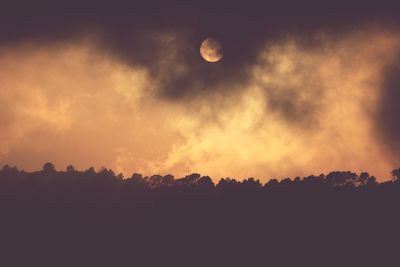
[1,162,400,266]
[1,162,400,191]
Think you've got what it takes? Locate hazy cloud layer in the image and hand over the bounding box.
[1,1,400,180]
[0,29,399,180]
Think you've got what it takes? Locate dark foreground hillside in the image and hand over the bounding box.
[1,164,400,267]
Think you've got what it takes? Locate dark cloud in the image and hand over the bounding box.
[2,0,400,39]
[97,30,252,99]
[375,52,400,157]
[1,0,400,99]
[264,85,323,128]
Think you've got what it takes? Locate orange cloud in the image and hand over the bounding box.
[0,29,399,181]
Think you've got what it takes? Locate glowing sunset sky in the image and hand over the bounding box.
[1,0,400,181]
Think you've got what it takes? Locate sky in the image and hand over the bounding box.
[1,0,400,181]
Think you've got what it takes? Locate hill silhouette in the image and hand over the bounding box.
[1,163,400,266]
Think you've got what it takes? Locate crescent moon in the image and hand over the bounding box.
[200,38,224,63]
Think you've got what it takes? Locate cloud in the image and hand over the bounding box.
[1,2,400,181]
[1,0,400,101]
[375,51,400,160]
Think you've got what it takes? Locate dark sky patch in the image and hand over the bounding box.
[375,52,400,158]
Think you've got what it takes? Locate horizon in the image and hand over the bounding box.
[3,162,400,183]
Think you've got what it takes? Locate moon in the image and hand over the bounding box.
[200,38,224,63]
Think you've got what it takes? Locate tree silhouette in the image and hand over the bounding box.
[194,175,214,189]
[0,163,399,266]
[391,168,400,182]
[325,171,358,187]
[42,162,56,173]
[66,165,76,173]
